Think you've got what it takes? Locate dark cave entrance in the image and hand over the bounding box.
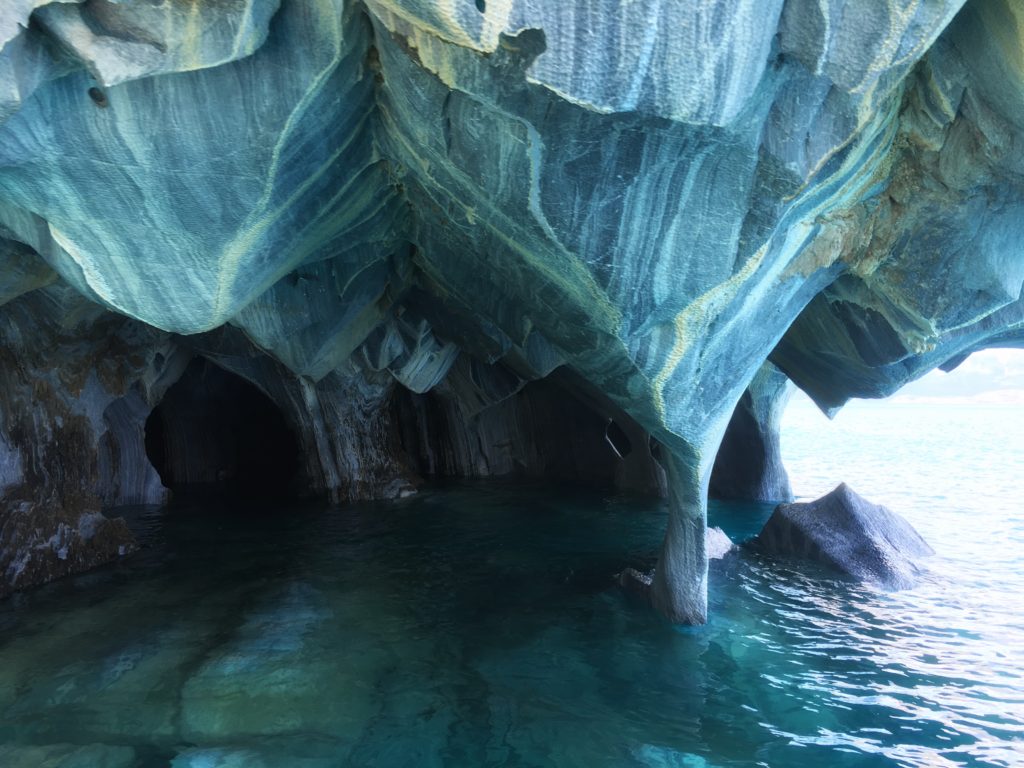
[144,358,301,502]
[391,366,667,496]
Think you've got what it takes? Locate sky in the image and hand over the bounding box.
[788,347,1024,408]
[890,348,1024,404]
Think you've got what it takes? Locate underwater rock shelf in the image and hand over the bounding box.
[1,1,1023,622]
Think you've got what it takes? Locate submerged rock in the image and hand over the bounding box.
[633,744,712,768]
[170,747,338,768]
[0,743,135,768]
[755,484,934,590]
[179,582,388,744]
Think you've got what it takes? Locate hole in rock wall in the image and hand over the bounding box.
[394,368,665,496]
[144,358,301,501]
[709,397,773,501]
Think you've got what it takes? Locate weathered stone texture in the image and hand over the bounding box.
[756,484,934,590]
[0,1,1021,620]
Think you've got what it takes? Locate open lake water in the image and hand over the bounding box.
[0,396,1022,767]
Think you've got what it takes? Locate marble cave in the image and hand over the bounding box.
[1,0,1023,629]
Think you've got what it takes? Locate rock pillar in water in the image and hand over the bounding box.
[651,451,710,624]
[618,450,709,625]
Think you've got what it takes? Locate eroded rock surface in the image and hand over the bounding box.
[710,362,793,503]
[0,491,136,600]
[618,525,734,607]
[755,484,934,590]
[0,0,1021,620]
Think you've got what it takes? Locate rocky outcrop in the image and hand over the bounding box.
[0,286,177,508]
[755,484,934,590]
[0,285,174,595]
[0,491,136,600]
[0,1,1022,621]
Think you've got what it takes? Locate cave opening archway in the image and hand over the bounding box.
[391,363,667,496]
[144,357,301,502]
[709,362,794,504]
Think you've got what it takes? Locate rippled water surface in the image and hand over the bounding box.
[0,400,1022,767]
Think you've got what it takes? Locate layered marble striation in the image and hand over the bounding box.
[0,0,1022,621]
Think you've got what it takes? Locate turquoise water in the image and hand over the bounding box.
[0,400,1022,767]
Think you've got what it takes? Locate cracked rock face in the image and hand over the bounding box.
[0,0,1022,621]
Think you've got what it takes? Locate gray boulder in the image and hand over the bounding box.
[755,484,933,589]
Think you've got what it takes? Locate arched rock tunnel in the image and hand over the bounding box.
[140,354,791,507]
[144,358,302,501]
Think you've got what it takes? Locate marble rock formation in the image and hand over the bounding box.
[617,525,734,608]
[756,484,935,590]
[0,0,1022,621]
[709,362,793,503]
[0,284,172,597]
